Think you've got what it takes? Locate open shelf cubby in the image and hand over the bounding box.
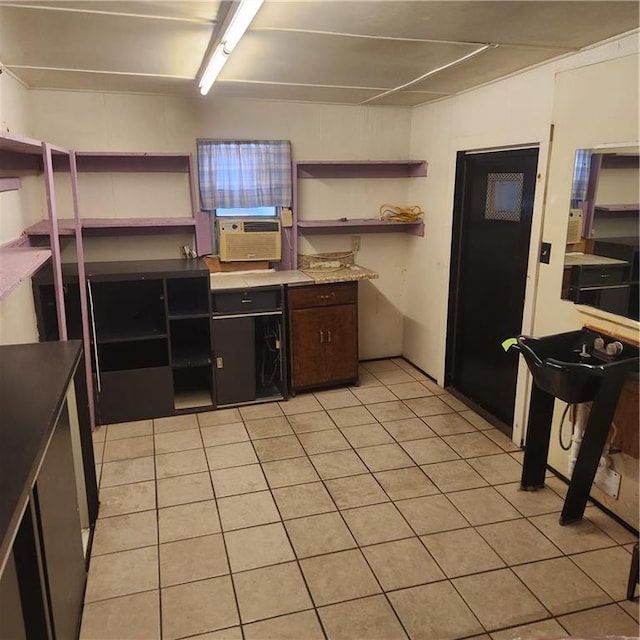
[167,277,210,317]
[98,338,169,372]
[170,317,212,368]
[173,366,213,410]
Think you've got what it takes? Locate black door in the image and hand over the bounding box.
[447,148,538,430]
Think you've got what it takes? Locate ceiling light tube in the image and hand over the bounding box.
[199,0,264,95]
[199,43,228,95]
[223,0,264,54]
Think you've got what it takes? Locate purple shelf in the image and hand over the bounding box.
[24,217,198,237]
[0,247,52,302]
[593,203,639,214]
[601,154,640,170]
[0,177,21,192]
[296,160,427,179]
[0,133,68,171]
[52,152,191,173]
[297,218,424,237]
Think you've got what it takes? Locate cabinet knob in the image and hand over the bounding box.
[319,330,324,343]
[216,356,224,368]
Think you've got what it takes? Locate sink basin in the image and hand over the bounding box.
[514,328,639,404]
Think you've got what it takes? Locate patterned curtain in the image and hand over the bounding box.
[571,149,591,208]
[198,140,292,210]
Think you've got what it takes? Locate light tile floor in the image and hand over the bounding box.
[82,358,640,640]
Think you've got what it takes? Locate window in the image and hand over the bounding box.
[197,140,292,210]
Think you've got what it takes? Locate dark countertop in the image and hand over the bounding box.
[32,258,209,284]
[0,340,82,574]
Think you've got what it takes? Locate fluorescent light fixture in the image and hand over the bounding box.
[199,44,228,95]
[223,0,264,54]
[199,0,264,95]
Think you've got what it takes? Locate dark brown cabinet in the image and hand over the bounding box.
[288,282,358,392]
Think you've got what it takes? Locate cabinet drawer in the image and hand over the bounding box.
[288,282,357,309]
[213,288,281,313]
[571,264,628,286]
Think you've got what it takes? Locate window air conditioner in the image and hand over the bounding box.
[218,219,282,262]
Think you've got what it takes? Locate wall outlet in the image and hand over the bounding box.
[281,208,293,227]
[594,465,621,499]
[351,236,361,253]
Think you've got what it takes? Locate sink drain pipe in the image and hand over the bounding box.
[566,402,590,477]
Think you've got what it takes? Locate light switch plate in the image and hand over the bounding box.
[540,242,552,264]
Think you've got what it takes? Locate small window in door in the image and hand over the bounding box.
[485,172,524,222]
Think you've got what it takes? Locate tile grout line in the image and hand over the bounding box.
[196,411,248,640]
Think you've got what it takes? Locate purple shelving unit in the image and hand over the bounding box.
[287,159,428,269]
[296,160,427,179]
[297,218,425,236]
[0,247,52,302]
[52,152,192,173]
[0,177,21,192]
[26,151,210,255]
[0,133,69,333]
[24,217,198,237]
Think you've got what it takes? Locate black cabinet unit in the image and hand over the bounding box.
[0,341,98,640]
[211,286,288,407]
[33,259,213,425]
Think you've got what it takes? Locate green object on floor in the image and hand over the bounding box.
[502,337,517,352]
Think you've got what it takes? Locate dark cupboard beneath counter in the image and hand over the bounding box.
[287,281,359,392]
[0,341,98,640]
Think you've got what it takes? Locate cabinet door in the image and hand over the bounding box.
[290,308,328,389]
[325,304,358,383]
[34,403,85,640]
[213,317,256,405]
[95,367,174,425]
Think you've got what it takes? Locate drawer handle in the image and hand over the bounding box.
[326,329,332,343]
[241,299,253,304]
[319,330,324,343]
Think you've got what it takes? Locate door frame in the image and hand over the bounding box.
[445,143,548,446]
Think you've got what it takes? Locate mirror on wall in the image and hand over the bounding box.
[561,144,639,320]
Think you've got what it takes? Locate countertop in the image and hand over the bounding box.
[209,265,378,290]
[565,252,629,267]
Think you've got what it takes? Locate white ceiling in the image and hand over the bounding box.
[0,1,638,106]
